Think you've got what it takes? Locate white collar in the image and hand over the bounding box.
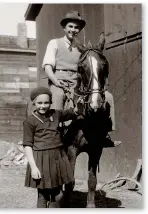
[32,111,54,123]
[63,35,72,45]
[32,112,44,123]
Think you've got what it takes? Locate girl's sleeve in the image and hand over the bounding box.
[23,120,34,147]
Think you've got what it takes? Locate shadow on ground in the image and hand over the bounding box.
[61,190,122,208]
[0,166,142,208]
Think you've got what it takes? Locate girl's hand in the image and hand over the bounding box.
[31,166,41,179]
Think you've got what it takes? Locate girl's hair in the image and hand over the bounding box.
[32,96,52,106]
[30,87,52,103]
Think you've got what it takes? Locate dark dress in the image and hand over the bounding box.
[23,108,76,189]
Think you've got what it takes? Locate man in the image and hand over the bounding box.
[104,81,122,147]
[42,11,86,110]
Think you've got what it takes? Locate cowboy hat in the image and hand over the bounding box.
[60,11,86,30]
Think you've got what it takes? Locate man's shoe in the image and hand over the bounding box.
[113,141,122,147]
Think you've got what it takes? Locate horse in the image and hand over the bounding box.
[62,34,111,208]
[25,34,111,208]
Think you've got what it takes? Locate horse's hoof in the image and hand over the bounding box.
[86,204,96,208]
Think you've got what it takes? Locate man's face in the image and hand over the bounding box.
[34,94,51,115]
[63,21,81,41]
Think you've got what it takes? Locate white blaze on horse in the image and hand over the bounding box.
[88,55,99,109]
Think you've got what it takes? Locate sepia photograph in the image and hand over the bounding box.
[0,2,142,209]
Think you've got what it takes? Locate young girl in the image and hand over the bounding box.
[23,86,78,208]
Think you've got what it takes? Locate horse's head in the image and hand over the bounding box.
[76,33,109,111]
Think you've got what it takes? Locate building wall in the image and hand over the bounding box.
[99,4,142,181]
[99,40,142,181]
[104,4,141,43]
[0,31,37,143]
[0,51,36,66]
[0,35,36,50]
[34,4,141,181]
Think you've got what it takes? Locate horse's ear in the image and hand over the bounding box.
[87,40,92,48]
[97,32,105,52]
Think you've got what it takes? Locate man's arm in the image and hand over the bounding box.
[42,39,57,70]
[44,64,61,87]
[42,39,64,88]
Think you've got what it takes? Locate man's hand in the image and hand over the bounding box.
[44,65,65,89]
[55,80,65,88]
[31,166,41,180]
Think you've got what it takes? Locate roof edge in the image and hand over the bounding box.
[25,4,43,21]
[0,47,36,54]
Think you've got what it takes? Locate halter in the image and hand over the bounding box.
[78,48,104,65]
[78,48,106,105]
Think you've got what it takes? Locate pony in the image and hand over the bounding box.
[62,33,111,208]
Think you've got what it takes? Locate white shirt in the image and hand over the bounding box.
[42,36,72,70]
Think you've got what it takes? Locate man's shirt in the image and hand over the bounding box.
[42,36,73,70]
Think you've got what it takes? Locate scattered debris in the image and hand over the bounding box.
[0,141,11,160]
[0,140,27,166]
[99,159,142,195]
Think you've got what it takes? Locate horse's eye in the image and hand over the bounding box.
[78,66,81,73]
[78,66,84,74]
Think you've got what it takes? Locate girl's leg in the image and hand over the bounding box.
[37,188,49,208]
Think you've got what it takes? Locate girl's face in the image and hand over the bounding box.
[64,21,80,42]
[34,94,51,115]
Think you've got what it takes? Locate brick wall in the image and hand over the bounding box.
[0,52,36,66]
[0,36,36,50]
[0,24,37,143]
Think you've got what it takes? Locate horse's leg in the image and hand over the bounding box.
[62,119,84,207]
[87,165,97,208]
[67,145,78,173]
[87,146,103,208]
[63,145,78,207]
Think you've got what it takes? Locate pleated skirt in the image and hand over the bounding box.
[25,146,74,189]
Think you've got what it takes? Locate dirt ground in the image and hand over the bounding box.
[0,165,142,209]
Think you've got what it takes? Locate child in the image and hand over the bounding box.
[23,86,78,208]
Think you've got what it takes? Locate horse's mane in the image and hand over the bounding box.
[73,39,104,54]
[74,39,109,80]
[73,40,87,53]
